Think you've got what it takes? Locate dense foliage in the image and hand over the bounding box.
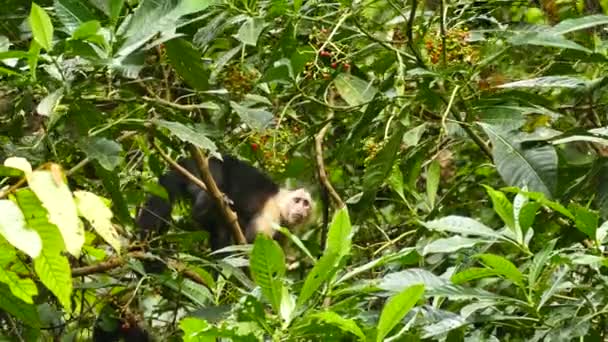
[2,0,608,341]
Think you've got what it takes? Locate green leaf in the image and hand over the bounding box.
[15,189,73,312]
[422,236,484,255]
[297,252,340,306]
[480,123,557,198]
[29,3,54,51]
[308,311,366,341]
[0,269,38,304]
[497,76,590,89]
[250,235,286,313]
[153,119,218,155]
[509,32,591,53]
[422,216,502,239]
[334,74,378,106]
[0,284,40,328]
[74,191,122,254]
[402,123,427,148]
[36,88,64,117]
[324,207,352,258]
[426,159,440,209]
[54,0,97,34]
[82,137,123,171]
[528,240,555,289]
[27,170,84,257]
[72,21,102,40]
[482,185,515,230]
[376,284,425,342]
[518,201,541,235]
[451,267,500,284]
[180,317,212,342]
[0,165,24,177]
[0,200,42,258]
[551,14,608,34]
[165,38,210,91]
[502,188,574,219]
[571,204,599,239]
[476,253,524,287]
[230,102,274,131]
[379,268,446,293]
[193,11,227,48]
[235,17,266,46]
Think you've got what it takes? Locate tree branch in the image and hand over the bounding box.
[188,145,247,245]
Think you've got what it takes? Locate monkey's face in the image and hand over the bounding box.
[279,188,312,226]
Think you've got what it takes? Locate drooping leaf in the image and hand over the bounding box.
[480,123,557,198]
[0,200,42,258]
[74,191,122,254]
[376,284,425,342]
[14,189,73,312]
[165,38,210,91]
[153,119,218,155]
[250,235,286,313]
[27,169,84,257]
[29,3,54,51]
[379,268,447,293]
[334,74,378,107]
[82,137,123,171]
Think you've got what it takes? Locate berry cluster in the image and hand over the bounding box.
[424,27,478,65]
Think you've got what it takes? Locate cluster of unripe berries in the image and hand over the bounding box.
[424,27,477,65]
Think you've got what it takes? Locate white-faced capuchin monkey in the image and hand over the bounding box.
[136,154,313,250]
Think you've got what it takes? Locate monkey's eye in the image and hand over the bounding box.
[293,197,301,204]
[302,199,310,207]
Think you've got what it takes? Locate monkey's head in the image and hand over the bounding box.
[278,188,313,227]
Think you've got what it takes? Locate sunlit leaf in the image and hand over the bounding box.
[74,191,122,254]
[551,14,608,34]
[0,200,42,258]
[235,17,266,46]
[29,3,54,51]
[309,311,366,341]
[250,235,285,313]
[334,74,377,106]
[422,216,502,239]
[54,0,97,34]
[451,267,500,284]
[476,253,524,287]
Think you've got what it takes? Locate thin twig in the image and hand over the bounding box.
[142,96,215,111]
[188,145,247,245]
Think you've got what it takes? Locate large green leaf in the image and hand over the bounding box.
[379,268,447,293]
[480,123,557,198]
[15,190,73,312]
[297,251,340,306]
[235,17,267,46]
[497,76,590,89]
[0,200,42,258]
[451,267,500,284]
[422,236,484,255]
[165,38,210,91]
[54,0,97,33]
[0,268,38,304]
[571,204,599,239]
[250,235,286,313]
[82,137,123,171]
[483,185,515,230]
[29,3,54,51]
[376,284,425,342]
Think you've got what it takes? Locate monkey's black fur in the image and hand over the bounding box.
[137,155,280,250]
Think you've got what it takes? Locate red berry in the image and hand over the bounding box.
[319,50,331,57]
[342,63,350,70]
[251,143,259,151]
[331,62,338,69]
